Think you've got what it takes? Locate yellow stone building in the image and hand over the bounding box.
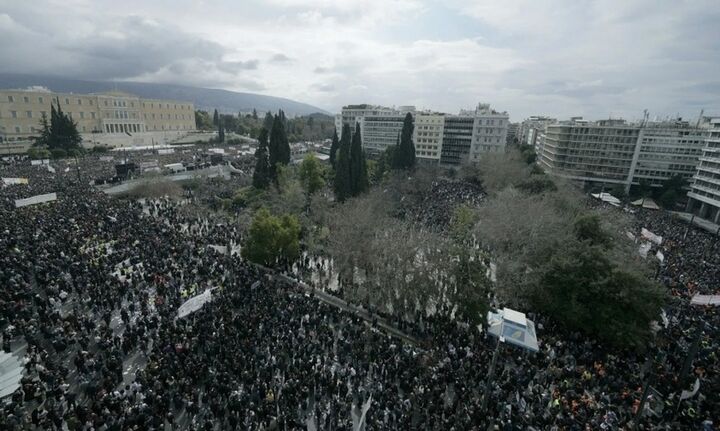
[0,89,196,145]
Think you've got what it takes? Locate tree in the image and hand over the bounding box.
[252,128,271,189]
[44,99,81,151]
[263,111,274,131]
[329,129,340,168]
[298,153,325,195]
[476,151,531,194]
[391,113,416,170]
[243,207,301,267]
[349,122,368,195]
[213,109,219,127]
[34,112,51,147]
[218,118,225,143]
[195,110,213,130]
[333,124,352,202]
[268,112,291,183]
[252,108,258,120]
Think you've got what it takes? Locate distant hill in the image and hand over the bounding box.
[0,73,330,117]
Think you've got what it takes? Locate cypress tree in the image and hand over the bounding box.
[252,108,258,120]
[213,109,219,127]
[263,111,274,131]
[218,118,225,143]
[334,123,352,202]
[349,122,368,195]
[329,129,340,168]
[395,112,416,170]
[253,128,271,189]
[35,112,51,147]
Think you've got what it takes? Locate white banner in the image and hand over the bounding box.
[680,378,700,400]
[638,242,651,258]
[15,192,57,208]
[30,159,50,166]
[641,228,663,245]
[1,178,28,185]
[655,250,664,263]
[177,289,214,319]
[690,294,720,306]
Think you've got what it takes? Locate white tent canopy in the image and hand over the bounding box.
[631,198,660,210]
[486,308,539,352]
[591,192,621,206]
[0,349,25,399]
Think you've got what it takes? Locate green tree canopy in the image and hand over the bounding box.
[349,122,369,196]
[298,153,326,195]
[243,207,301,266]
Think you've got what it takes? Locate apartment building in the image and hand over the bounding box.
[687,116,720,223]
[539,117,707,192]
[0,88,196,146]
[519,116,557,153]
[336,102,508,164]
[438,103,509,165]
[413,113,445,160]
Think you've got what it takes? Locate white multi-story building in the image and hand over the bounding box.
[519,116,556,153]
[687,116,720,223]
[413,112,445,160]
[539,117,707,192]
[336,102,508,164]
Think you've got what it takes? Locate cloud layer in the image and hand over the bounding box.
[0,0,718,120]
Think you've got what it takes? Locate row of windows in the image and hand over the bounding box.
[6,110,190,121]
[5,95,191,111]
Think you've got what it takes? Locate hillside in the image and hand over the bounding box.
[0,73,330,117]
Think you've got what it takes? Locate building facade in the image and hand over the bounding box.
[336,102,508,164]
[413,113,445,160]
[687,116,720,223]
[0,88,196,148]
[539,117,707,191]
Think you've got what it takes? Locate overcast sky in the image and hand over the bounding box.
[1,0,718,120]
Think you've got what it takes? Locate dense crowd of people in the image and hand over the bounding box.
[1,156,718,430]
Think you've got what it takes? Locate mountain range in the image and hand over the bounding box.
[0,73,330,117]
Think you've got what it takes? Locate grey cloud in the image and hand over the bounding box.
[270,53,293,63]
[314,67,330,74]
[0,12,258,89]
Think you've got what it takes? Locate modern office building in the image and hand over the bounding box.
[539,117,707,192]
[0,88,196,152]
[440,103,509,165]
[506,122,518,145]
[439,115,475,165]
[687,116,720,223]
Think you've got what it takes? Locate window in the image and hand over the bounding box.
[23,96,29,103]
[11,111,17,118]
[89,100,93,106]
[78,99,82,105]
[131,102,134,107]
[8,96,14,102]
[91,112,96,119]
[38,97,44,104]
[41,111,47,117]
[65,98,70,105]
[15,126,21,133]
[26,111,32,118]
[80,112,85,119]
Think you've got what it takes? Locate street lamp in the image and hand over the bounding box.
[481,307,539,416]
